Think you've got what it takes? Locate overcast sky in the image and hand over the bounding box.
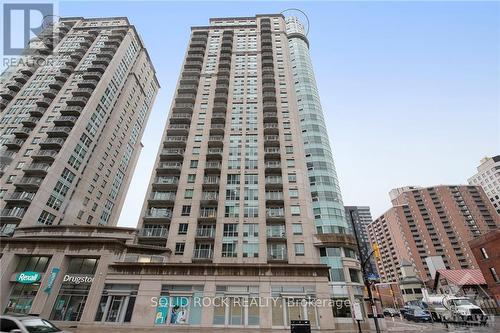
[56,1,499,226]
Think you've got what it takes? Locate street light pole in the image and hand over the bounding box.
[349,210,381,333]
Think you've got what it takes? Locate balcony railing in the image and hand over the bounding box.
[199,209,217,219]
[145,210,172,219]
[201,192,219,201]
[154,177,179,185]
[267,227,286,238]
[193,248,213,259]
[203,176,220,185]
[14,177,43,187]
[138,228,168,238]
[265,192,284,201]
[0,208,26,219]
[266,209,284,218]
[196,228,216,238]
[150,192,177,201]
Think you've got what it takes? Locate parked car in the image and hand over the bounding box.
[0,315,72,333]
[383,308,400,317]
[405,308,432,322]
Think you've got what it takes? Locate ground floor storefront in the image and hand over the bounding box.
[0,225,378,332]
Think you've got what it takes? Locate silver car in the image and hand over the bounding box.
[0,315,72,333]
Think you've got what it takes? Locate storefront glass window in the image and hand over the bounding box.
[50,284,90,321]
[5,283,40,314]
[94,284,138,323]
[154,285,203,325]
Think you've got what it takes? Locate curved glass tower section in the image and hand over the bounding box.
[285,17,348,235]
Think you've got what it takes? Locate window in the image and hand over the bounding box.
[38,211,55,225]
[349,268,361,283]
[291,205,301,216]
[178,223,188,235]
[294,243,305,256]
[187,174,196,183]
[481,247,489,259]
[222,242,237,257]
[15,256,50,272]
[181,205,191,216]
[223,224,238,237]
[289,189,298,199]
[292,224,303,235]
[184,189,193,199]
[286,159,295,168]
[175,243,185,255]
[490,267,499,283]
[192,147,200,155]
[227,174,240,185]
[288,173,296,183]
[190,160,198,168]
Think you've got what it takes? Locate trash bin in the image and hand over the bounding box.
[290,320,311,333]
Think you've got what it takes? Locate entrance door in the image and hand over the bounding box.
[105,296,126,322]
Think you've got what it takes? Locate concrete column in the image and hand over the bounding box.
[0,251,18,312]
[30,251,66,316]
[131,279,162,325]
[259,280,272,329]
[201,279,216,326]
[316,279,335,330]
[79,253,111,322]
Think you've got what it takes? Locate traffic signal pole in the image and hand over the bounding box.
[349,210,381,333]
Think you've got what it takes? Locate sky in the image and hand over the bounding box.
[54,1,499,226]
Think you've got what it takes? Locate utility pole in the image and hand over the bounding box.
[349,210,381,333]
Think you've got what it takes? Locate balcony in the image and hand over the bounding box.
[172,103,194,113]
[13,74,30,84]
[78,79,99,89]
[99,51,115,60]
[54,72,69,82]
[157,162,183,174]
[163,136,187,147]
[4,138,24,149]
[175,93,196,103]
[213,93,228,103]
[48,80,63,90]
[196,227,216,239]
[265,177,283,189]
[0,208,25,222]
[203,176,220,189]
[220,47,232,54]
[169,113,191,123]
[267,249,287,262]
[212,103,227,113]
[262,52,273,60]
[152,177,179,190]
[65,59,78,67]
[144,209,172,222]
[31,149,58,161]
[263,123,279,134]
[138,228,168,239]
[209,124,225,135]
[36,98,52,108]
[184,60,203,69]
[23,116,41,128]
[159,148,184,160]
[188,47,205,55]
[73,88,94,97]
[101,44,118,53]
[46,126,72,137]
[180,76,199,85]
[264,135,280,146]
[7,81,23,92]
[216,76,229,85]
[166,124,189,135]
[53,116,78,126]
[14,176,43,190]
[211,113,226,123]
[60,106,83,116]
[267,226,286,240]
[87,64,107,74]
[263,102,277,112]
[261,39,272,46]
[23,163,50,175]
[29,107,46,117]
[201,192,219,204]
[0,89,15,100]
[265,161,281,173]
[263,92,276,102]
[199,208,217,222]
[265,191,284,204]
[20,67,34,76]
[39,137,65,149]
[13,127,32,138]
[262,74,275,83]
[0,100,9,110]
[148,192,177,205]
[206,148,223,159]
[205,161,222,173]
[266,208,285,222]
[66,96,88,107]
[59,66,74,75]
[215,84,229,93]
[178,85,197,94]
[70,50,86,60]
[82,71,102,81]
[208,136,224,147]
[193,248,213,260]
[4,192,35,205]
[263,112,278,122]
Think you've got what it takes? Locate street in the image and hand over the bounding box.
[385,317,498,333]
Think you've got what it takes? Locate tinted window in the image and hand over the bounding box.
[0,318,19,331]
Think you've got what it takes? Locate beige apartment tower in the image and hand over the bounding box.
[130,14,363,331]
[368,185,499,285]
[0,17,159,235]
